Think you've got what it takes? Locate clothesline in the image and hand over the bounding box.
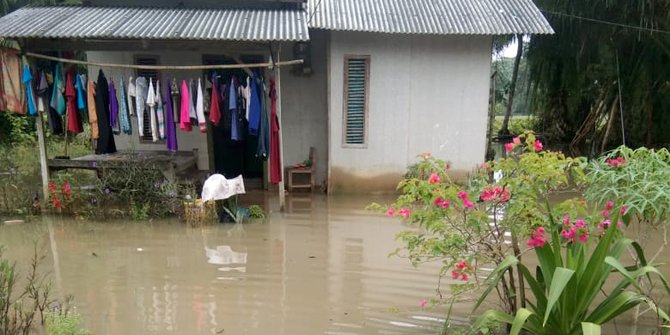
[25,52,303,70]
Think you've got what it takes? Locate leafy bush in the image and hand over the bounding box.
[0,244,54,335]
[247,205,266,220]
[45,310,91,335]
[472,204,670,335]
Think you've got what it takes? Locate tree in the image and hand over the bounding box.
[526,0,670,154]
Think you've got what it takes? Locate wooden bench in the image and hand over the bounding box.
[287,147,315,192]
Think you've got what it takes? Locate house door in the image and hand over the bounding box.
[203,55,264,182]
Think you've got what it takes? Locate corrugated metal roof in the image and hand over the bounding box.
[307,0,554,35]
[0,5,309,41]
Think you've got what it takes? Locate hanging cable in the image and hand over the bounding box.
[615,52,626,146]
[541,9,670,35]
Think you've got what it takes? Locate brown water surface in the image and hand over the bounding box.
[0,193,455,335]
[2,192,669,334]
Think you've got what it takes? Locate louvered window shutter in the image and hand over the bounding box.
[343,56,370,146]
[135,55,162,142]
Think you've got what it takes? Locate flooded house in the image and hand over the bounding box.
[0,0,552,196]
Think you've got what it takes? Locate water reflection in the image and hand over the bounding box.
[3,193,616,334]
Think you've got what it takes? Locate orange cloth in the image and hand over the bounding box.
[0,48,23,114]
[87,80,99,140]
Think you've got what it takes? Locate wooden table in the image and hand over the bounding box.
[47,150,198,181]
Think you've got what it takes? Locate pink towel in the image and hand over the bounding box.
[179,80,192,131]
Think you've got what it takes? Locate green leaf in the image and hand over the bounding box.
[582,322,601,335]
[510,308,534,335]
[544,267,575,326]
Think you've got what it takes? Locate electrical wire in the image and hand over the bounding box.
[540,9,670,35]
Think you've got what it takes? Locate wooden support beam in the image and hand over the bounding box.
[36,109,50,207]
[274,50,286,211]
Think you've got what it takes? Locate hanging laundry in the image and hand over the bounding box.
[241,77,251,121]
[188,79,197,122]
[209,76,221,126]
[164,79,177,152]
[196,78,206,133]
[87,80,99,140]
[156,80,165,140]
[170,78,179,122]
[109,79,120,135]
[119,78,131,135]
[75,74,88,123]
[21,64,36,116]
[146,79,158,142]
[36,71,48,114]
[0,48,23,114]
[229,77,240,141]
[65,71,82,134]
[49,63,65,115]
[248,70,262,135]
[269,78,281,184]
[94,70,116,154]
[75,73,86,110]
[127,76,135,116]
[179,80,192,131]
[135,77,148,137]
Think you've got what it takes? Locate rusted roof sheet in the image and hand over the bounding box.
[307,0,554,35]
[0,5,309,41]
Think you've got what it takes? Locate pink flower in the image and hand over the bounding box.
[574,219,586,228]
[527,228,547,248]
[52,198,61,209]
[617,220,623,229]
[420,298,427,308]
[605,201,614,210]
[601,210,610,217]
[533,140,543,152]
[512,137,521,145]
[563,214,571,225]
[461,273,469,281]
[451,271,459,279]
[607,156,626,168]
[620,206,628,215]
[398,208,410,219]
[433,197,450,208]
[480,188,497,202]
[456,261,469,270]
[505,142,515,153]
[458,191,475,209]
[63,181,72,199]
[578,234,589,244]
[386,207,396,217]
[428,173,441,184]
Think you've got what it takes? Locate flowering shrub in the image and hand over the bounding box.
[378,131,587,315]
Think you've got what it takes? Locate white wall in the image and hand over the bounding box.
[328,32,492,193]
[279,30,329,187]
[86,51,210,170]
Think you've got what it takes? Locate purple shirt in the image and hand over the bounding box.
[165,79,178,152]
[108,80,119,128]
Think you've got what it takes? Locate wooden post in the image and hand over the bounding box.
[274,49,286,211]
[36,109,50,207]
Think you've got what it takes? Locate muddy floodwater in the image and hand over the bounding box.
[2,192,670,334]
[0,194,457,335]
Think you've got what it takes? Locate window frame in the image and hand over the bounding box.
[341,55,370,148]
[134,54,165,144]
